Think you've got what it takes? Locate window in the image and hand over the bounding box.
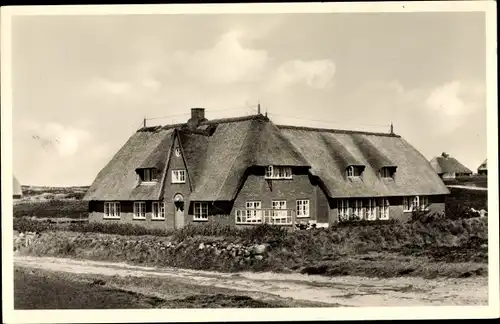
[152,202,165,220]
[139,168,158,182]
[379,198,390,220]
[296,200,310,218]
[347,166,363,177]
[104,202,121,219]
[265,166,292,179]
[246,201,262,220]
[403,196,428,212]
[380,167,396,178]
[272,200,287,218]
[174,147,181,157]
[172,170,186,183]
[353,200,364,219]
[366,199,377,220]
[420,196,429,211]
[193,202,208,221]
[338,199,349,221]
[133,202,146,219]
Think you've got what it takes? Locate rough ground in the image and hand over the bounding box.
[14,256,488,307]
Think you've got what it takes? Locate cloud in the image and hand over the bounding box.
[426,81,467,117]
[265,59,336,92]
[174,29,269,85]
[21,121,91,157]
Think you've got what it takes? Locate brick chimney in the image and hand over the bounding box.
[187,108,207,129]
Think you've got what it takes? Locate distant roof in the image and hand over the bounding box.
[84,114,449,201]
[477,159,487,171]
[430,155,473,174]
[13,176,22,196]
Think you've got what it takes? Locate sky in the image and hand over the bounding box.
[11,12,487,186]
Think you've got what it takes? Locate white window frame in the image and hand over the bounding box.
[347,166,363,178]
[366,198,377,220]
[420,196,429,211]
[174,147,182,157]
[265,166,292,180]
[152,202,165,220]
[272,200,287,219]
[379,198,390,220]
[104,202,121,219]
[193,202,208,221]
[338,199,349,220]
[353,199,364,219]
[133,201,146,219]
[245,201,262,221]
[296,199,310,218]
[171,170,186,183]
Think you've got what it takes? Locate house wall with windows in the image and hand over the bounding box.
[163,138,192,228]
[330,194,446,223]
[89,201,169,229]
[230,167,329,226]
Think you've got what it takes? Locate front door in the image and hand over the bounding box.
[173,194,185,229]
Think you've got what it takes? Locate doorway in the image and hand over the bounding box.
[173,193,185,229]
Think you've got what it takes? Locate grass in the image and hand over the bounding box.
[14,200,88,219]
[14,267,327,309]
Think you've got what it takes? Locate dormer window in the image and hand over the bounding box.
[139,168,158,183]
[380,166,396,178]
[346,165,364,178]
[265,166,292,179]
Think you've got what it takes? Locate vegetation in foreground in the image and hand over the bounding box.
[16,217,488,279]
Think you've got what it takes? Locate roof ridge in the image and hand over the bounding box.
[277,124,400,137]
[137,114,267,132]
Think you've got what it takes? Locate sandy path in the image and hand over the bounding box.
[446,185,488,191]
[14,256,488,307]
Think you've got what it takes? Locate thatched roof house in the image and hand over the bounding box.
[477,159,487,175]
[13,176,23,199]
[84,109,449,228]
[430,153,473,179]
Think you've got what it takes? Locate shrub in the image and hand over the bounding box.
[13,200,88,219]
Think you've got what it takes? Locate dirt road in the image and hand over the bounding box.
[446,185,488,191]
[14,256,487,307]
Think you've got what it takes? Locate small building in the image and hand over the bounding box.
[13,176,23,199]
[83,108,449,229]
[430,153,473,180]
[477,159,487,176]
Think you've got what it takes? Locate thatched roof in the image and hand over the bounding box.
[477,159,487,171]
[430,154,473,175]
[279,126,449,198]
[13,176,22,197]
[85,113,449,202]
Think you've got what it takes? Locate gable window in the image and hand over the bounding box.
[366,198,377,221]
[265,166,292,179]
[172,170,186,183]
[174,147,181,157]
[379,198,390,220]
[140,168,158,182]
[152,202,165,220]
[193,202,208,221]
[338,199,349,221]
[347,166,363,178]
[353,200,364,220]
[133,202,146,219]
[380,167,396,178]
[296,200,310,218]
[104,202,121,219]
